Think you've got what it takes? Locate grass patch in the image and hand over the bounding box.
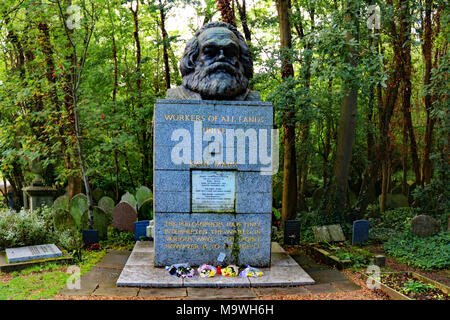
[0,248,107,300]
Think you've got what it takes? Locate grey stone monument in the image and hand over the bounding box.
[153,22,275,267]
[22,158,58,211]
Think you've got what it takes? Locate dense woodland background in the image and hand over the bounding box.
[0,0,448,230]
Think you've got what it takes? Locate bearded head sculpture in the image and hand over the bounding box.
[166,22,260,101]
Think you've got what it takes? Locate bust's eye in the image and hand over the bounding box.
[203,46,218,57]
[224,46,238,57]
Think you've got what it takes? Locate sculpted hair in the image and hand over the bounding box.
[180,22,253,80]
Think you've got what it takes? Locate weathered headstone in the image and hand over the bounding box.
[312,226,331,242]
[410,215,440,238]
[53,195,69,212]
[6,244,62,263]
[69,194,88,229]
[92,188,105,204]
[352,220,370,245]
[138,198,153,221]
[284,220,300,245]
[327,224,346,242]
[312,224,345,243]
[135,186,152,209]
[92,206,109,240]
[98,196,115,219]
[53,209,77,232]
[121,192,137,209]
[112,201,137,233]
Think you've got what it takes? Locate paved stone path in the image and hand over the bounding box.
[58,247,360,299]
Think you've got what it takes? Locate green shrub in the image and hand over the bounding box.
[368,207,417,243]
[383,231,450,270]
[0,206,81,251]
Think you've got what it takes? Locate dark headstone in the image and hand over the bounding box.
[112,201,137,233]
[92,188,105,204]
[134,220,152,241]
[138,198,153,221]
[92,206,109,240]
[373,255,386,267]
[352,220,369,245]
[82,229,99,246]
[410,215,441,238]
[284,220,300,245]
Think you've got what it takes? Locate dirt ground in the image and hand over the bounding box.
[365,244,450,286]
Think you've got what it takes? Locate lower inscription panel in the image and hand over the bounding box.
[154,213,271,267]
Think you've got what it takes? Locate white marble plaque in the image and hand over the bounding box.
[192,171,236,212]
[5,244,62,263]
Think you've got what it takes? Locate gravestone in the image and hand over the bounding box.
[98,196,115,220]
[92,188,105,204]
[410,215,440,238]
[284,220,300,245]
[134,220,152,241]
[53,209,77,232]
[327,224,346,242]
[138,198,153,221]
[6,244,62,263]
[352,220,370,245]
[312,224,345,243]
[121,192,137,209]
[69,193,88,229]
[112,201,137,233]
[92,206,109,240]
[136,186,152,209]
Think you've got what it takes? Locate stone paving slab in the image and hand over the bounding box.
[331,280,361,292]
[305,283,340,294]
[253,286,310,297]
[306,268,349,284]
[93,283,139,297]
[117,265,183,287]
[186,287,256,300]
[138,288,188,298]
[116,241,315,288]
[95,250,131,269]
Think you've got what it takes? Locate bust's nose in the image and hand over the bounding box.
[217,49,226,61]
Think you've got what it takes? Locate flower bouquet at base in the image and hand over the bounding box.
[197,264,217,278]
[239,265,263,277]
[165,263,195,278]
[221,265,239,277]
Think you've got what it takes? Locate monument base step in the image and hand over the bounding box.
[116,241,315,288]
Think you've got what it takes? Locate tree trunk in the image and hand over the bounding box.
[420,0,434,185]
[159,0,171,89]
[234,0,251,43]
[217,0,236,26]
[276,0,297,226]
[330,0,359,215]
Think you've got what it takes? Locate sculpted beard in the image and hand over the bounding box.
[182,61,248,99]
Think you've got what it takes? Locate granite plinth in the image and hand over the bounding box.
[116,241,315,288]
[154,213,271,267]
[153,100,274,268]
